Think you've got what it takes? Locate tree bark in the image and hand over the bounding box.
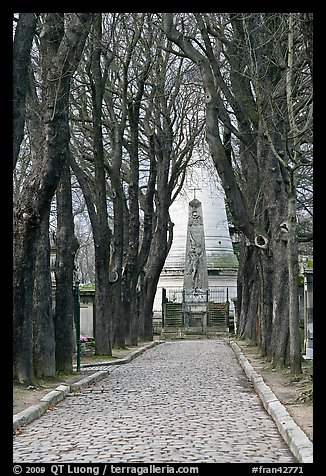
[122,101,143,346]
[70,151,112,356]
[236,243,259,340]
[137,139,156,340]
[54,163,79,372]
[13,13,39,168]
[142,138,172,340]
[287,173,302,374]
[13,223,38,384]
[110,178,126,349]
[32,211,56,378]
[86,14,113,355]
[93,242,112,355]
[259,136,291,368]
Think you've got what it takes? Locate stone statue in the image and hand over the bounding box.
[183,198,208,293]
[187,232,203,288]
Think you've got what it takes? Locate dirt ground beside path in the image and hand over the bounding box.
[13,338,313,442]
[234,339,313,442]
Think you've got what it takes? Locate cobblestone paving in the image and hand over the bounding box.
[13,340,296,463]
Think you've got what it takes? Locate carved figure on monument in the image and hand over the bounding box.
[187,232,203,288]
[183,196,209,295]
[189,207,202,226]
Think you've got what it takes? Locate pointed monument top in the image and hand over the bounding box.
[189,198,201,208]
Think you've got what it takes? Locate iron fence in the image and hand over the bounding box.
[166,286,237,304]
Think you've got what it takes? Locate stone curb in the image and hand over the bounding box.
[13,340,163,432]
[229,340,313,463]
[69,370,108,392]
[80,340,163,368]
[13,384,73,432]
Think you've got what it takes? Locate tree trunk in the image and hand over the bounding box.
[13,13,39,168]
[257,249,273,358]
[70,151,112,356]
[90,15,112,355]
[107,132,127,348]
[270,243,290,368]
[111,192,125,349]
[142,277,155,341]
[32,211,56,378]
[137,139,157,341]
[138,272,146,341]
[54,163,79,372]
[129,289,139,346]
[142,122,173,340]
[13,13,92,384]
[236,243,259,340]
[287,174,302,374]
[260,140,291,369]
[142,202,171,341]
[13,222,38,384]
[94,244,112,355]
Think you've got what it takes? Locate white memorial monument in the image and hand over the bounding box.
[153,164,238,329]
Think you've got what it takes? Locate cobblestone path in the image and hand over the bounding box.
[13,340,296,463]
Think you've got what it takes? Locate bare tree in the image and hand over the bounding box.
[13,13,92,383]
[164,13,312,374]
[68,13,205,347]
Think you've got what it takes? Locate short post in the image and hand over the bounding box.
[182,289,185,326]
[232,297,238,335]
[162,287,166,327]
[304,269,313,359]
[226,287,229,330]
[74,278,81,372]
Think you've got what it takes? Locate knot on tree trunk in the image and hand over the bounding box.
[279,221,289,242]
[254,234,268,249]
[205,92,212,103]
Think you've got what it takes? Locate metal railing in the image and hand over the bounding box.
[166,286,237,304]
